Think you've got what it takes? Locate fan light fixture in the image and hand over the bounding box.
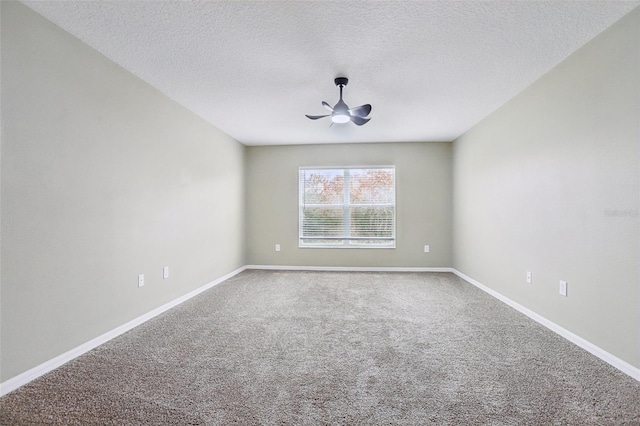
[331,112,350,123]
[306,77,372,126]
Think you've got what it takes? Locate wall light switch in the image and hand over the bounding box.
[138,274,144,288]
[559,280,568,297]
[526,271,532,284]
[163,266,169,279]
[424,245,430,253]
[275,244,281,252]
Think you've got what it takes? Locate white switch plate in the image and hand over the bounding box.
[559,280,567,297]
[163,266,169,279]
[526,271,532,284]
[424,245,430,253]
[275,244,281,252]
[138,274,144,288]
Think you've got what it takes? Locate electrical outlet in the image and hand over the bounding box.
[526,271,532,284]
[163,266,169,279]
[559,280,567,297]
[275,244,281,252]
[138,274,144,288]
[424,245,430,253]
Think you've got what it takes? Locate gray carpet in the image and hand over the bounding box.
[1,270,639,425]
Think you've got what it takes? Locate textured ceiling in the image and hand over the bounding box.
[21,1,640,146]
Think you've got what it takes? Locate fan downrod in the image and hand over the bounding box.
[334,77,348,87]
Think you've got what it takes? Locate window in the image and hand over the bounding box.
[299,166,395,248]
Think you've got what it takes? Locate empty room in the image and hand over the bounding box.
[1,0,639,424]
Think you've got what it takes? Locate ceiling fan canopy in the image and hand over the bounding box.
[306,77,372,126]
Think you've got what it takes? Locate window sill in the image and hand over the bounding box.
[298,245,396,249]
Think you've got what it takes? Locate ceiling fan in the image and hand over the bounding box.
[305,77,371,126]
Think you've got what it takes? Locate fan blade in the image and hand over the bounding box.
[305,114,330,120]
[350,115,371,126]
[349,104,372,118]
[322,101,333,112]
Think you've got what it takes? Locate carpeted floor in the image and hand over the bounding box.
[1,270,639,425]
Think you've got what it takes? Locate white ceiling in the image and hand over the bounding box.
[21,1,640,146]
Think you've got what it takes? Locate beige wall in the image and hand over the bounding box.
[452,9,640,368]
[0,2,245,381]
[246,142,452,267]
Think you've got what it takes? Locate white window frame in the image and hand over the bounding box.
[298,166,396,249]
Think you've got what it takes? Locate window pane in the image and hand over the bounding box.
[301,169,344,205]
[349,168,394,204]
[301,207,343,237]
[350,206,394,238]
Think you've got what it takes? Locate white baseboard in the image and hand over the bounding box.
[451,269,640,382]
[245,265,454,273]
[0,266,247,397]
